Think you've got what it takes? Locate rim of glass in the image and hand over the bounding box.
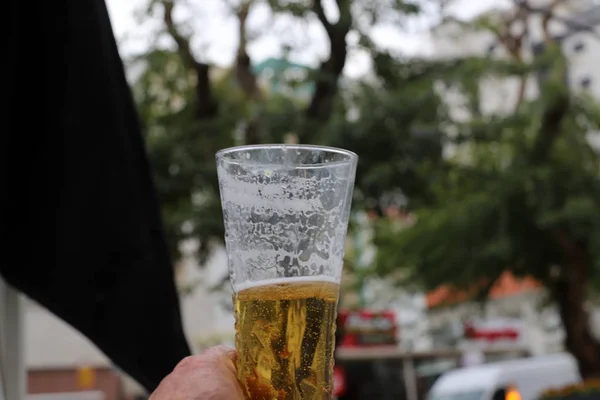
[216,144,358,167]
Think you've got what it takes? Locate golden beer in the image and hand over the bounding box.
[234,278,339,400]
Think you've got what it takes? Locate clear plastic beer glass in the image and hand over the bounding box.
[216,144,357,400]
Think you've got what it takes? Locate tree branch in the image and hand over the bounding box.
[528,0,569,163]
[512,4,529,111]
[490,1,571,112]
[233,0,262,144]
[312,0,333,37]
[161,0,217,118]
[488,2,531,111]
[234,1,262,103]
[162,0,198,68]
[530,88,569,163]
[304,0,352,141]
[541,0,566,44]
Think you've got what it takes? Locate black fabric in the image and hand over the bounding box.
[5,0,191,392]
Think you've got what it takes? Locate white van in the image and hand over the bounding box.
[428,353,581,400]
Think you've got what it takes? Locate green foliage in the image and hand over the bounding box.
[126,0,600,376]
[328,75,445,208]
[540,379,600,399]
[131,0,433,262]
[265,0,420,25]
[132,49,243,260]
[131,0,600,306]
[372,32,600,303]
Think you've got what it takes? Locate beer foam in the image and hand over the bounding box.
[217,173,322,212]
[217,149,355,292]
[234,275,340,292]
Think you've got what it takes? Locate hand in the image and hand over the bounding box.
[150,346,244,400]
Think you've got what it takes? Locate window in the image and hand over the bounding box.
[581,77,592,89]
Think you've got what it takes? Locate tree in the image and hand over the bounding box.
[129,0,600,379]
[131,0,422,263]
[373,0,600,378]
[132,48,241,261]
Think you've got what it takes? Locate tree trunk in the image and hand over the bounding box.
[302,0,352,143]
[162,0,218,120]
[553,245,600,379]
[194,62,218,119]
[233,0,263,145]
[305,37,348,124]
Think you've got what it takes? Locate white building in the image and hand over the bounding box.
[419,0,600,359]
[432,0,600,147]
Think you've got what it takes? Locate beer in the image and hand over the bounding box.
[234,277,339,400]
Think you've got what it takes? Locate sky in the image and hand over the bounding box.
[105,0,504,78]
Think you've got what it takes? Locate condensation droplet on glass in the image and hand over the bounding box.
[299,251,310,262]
[287,231,297,242]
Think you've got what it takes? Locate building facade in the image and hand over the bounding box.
[422,0,600,359]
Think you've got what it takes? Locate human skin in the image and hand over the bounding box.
[149,346,244,400]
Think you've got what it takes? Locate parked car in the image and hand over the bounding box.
[428,353,581,400]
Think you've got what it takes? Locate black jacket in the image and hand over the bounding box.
[4,0,191,392]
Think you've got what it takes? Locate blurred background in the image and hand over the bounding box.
[16,0,600,399]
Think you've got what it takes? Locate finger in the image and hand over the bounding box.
[173,347,237,375]
[203,346,237,375]
[153,349,244,400]
[204,345,237,363]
